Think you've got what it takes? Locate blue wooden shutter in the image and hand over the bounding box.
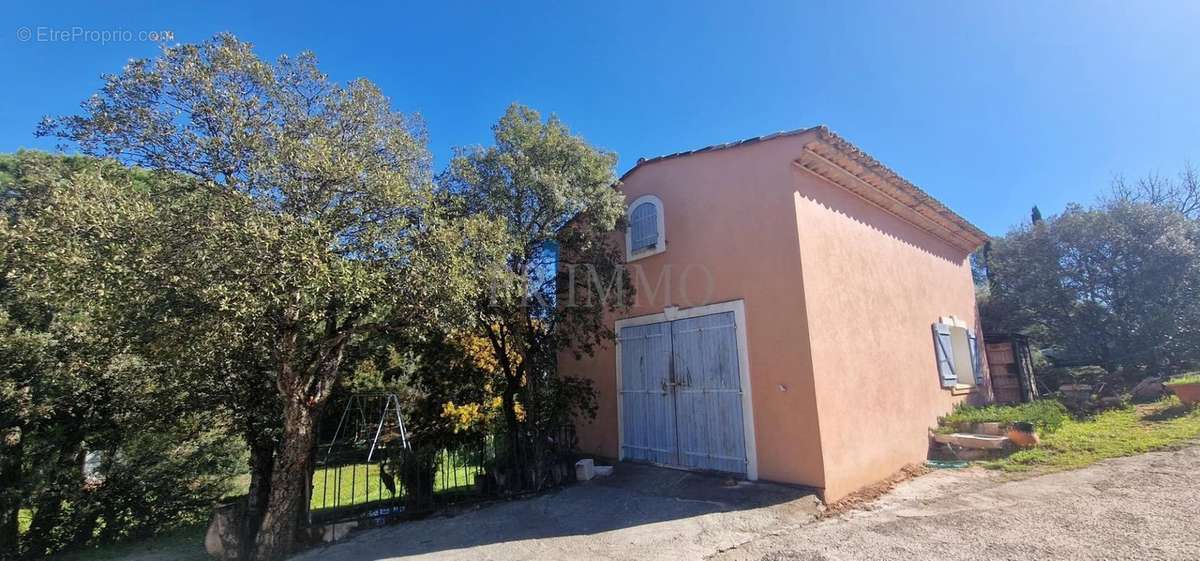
[630,202,658,251]
[968,330,984,385]
[932,323,957,388]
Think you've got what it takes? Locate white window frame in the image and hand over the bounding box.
[614,300,758,481]
[949,326,976,387]
[626,194,666,262]
[937,315,981,391]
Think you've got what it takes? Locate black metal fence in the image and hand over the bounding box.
[309,395,577,526]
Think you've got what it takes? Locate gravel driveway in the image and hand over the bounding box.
[295,444,1200,561]
[717,445,1200,561]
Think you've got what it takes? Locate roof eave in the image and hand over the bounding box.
[619,126,822,182]
[795,127,989,253]
[620,125,990,253]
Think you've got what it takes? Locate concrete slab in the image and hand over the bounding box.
[972,422,1005,436]
[290,462,822,561]
[932,433,1011,450]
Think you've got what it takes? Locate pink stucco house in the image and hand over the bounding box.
[560,126,992,501]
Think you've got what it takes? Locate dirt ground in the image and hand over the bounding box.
[294,444,1200,561]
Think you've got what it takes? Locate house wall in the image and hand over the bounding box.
[790,166,987,501]
[559,133,828,489]
[560,129,988,500]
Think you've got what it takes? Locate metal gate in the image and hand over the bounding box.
[618,311,748,475]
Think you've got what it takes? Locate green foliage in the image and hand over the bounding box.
[400,331,498,443]
[0,152,244,559]
[33,32,501,400]
[389,445,440,510]
[16,511,29,536]
[936,400,1070,435]
[1165,373,1200,386]
[1062,365,1109,383]
[33,33,509,559]
[438,103,628,436]
[985,396,1200,472]
[982,197,1200,385]
[6,34,632,561]
[79,425,243,541]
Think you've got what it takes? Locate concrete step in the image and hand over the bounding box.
[932,433,1011,450]
[972,422,1006,436]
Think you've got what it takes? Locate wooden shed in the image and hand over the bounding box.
[984,333,1037,404]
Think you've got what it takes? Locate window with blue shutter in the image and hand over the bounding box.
[630,202,658,252]
[932,323,958,389]
[968,330,985,386]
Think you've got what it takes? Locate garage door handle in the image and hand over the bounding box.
[661,380,686,393]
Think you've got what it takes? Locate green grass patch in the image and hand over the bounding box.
[53,524,210,561]
[308,459,481,512]
[23,453,490,559]
[1165,372,1200,386]
[218,454,487,514]
[984,396,1200,473]
[936,399,1070,434]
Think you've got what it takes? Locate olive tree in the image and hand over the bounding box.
[439,104,630,438]
[38,35,502,560]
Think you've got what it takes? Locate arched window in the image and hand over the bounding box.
[626,195,665,261]
[630,202,658,250]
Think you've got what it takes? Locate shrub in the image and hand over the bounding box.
[384,445,439,512]
[1040,365,1110,392]
[82,427,243,542]
[937,400,1070,434]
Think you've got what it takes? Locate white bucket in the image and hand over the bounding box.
[575,458,595,481]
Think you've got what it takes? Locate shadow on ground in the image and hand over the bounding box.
[290,463,821,561]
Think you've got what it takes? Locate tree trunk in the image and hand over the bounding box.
[22,437,82,560]
[0,428,22,559]
[498,373,523,491]
[71,490,102,547]
[500,372,522,440]
[22,497,64,561]
[252,400,317,561]
[241,434,276,560]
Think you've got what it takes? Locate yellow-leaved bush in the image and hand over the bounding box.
[438,329,526,432]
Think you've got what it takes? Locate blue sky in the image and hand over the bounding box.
[3,1,1198,234]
